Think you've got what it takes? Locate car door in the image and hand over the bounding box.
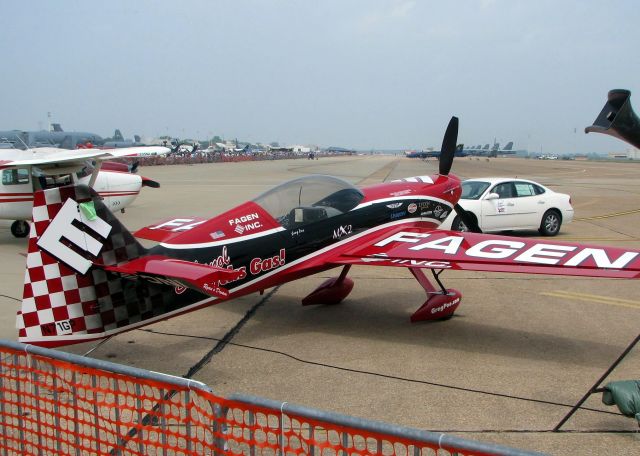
[512,181,545,228]
[480,181,520,231]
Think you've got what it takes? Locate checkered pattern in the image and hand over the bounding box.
[18,186,104,340]
[17,185,152,343]
[17,184,204,345]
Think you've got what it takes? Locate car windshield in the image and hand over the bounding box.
[461,180,490,200]
[253,175,364,228]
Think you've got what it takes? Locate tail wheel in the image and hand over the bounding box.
[11,220,30,238]
[539,210,562,236]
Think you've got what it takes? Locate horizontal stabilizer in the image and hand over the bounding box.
[105,255,244,298]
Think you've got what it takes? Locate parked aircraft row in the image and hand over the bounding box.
[464,141,515,156]
[405,141,514,159]
[0,124,170,151]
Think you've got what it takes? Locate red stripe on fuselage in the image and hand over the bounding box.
[0,197,33,203]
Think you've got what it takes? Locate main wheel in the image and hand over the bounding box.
[451,214,474,232]
[10,220,30,238]
[539,210,562,236]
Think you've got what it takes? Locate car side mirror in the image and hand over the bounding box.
[485,193,499,200]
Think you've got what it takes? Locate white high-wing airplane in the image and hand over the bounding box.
[0,146,168,237]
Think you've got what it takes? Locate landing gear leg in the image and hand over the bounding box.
[408,268,461,322]
[302,265,354,306]
[10,220,30,238]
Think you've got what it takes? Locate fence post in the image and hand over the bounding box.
[248,409,255,456]
[135,383,144,454]
[160,388,168,456]
[29,357,43,455]
[0,354,7,454]
[307,424,315,456]
[71,370,80,456]
[212,402,227,456]
[112,377,121,456]
[14,354,25,455]
[92,375,101,454]
[341,431,349,456]
[278,408,285,455]
[185,390,192,454]
[52,373,62,455]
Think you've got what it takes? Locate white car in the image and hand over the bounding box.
[442,177,574,236]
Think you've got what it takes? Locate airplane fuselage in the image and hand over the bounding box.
[128,175,460,318]
[0,167,144,221]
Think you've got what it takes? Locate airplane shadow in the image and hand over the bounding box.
[217,290,627,369]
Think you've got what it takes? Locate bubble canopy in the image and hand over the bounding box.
[252,175,365,228]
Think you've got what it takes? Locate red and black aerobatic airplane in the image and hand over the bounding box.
[17,115,640,347]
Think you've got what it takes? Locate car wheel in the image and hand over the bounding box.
[451,214,472,232]
[10,220,30,238]
[539,210,562,236]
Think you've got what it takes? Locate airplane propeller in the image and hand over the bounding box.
[438,116,458,176]
[438,116,483,233]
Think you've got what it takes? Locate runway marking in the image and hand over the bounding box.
[541,290,640,309]
[576,208,640,221]
[356,159,399,185]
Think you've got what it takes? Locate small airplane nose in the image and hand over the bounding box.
[141,177,160,188]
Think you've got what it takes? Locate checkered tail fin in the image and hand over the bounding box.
[17,184,147,347]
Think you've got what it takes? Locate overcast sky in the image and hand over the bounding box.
[1,1,639,152]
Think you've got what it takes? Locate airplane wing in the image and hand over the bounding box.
[0,146,170,170]
[329,229,640,279]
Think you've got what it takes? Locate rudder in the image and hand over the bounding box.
[18,184,148,347]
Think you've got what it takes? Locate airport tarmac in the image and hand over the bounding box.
[1,155,639,454]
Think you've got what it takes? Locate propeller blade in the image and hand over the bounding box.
[454,203,483,233]
[438,116,459,176]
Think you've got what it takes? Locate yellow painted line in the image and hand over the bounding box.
[541,290,640,310]
[576,208,640,221]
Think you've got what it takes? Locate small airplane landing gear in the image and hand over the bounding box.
[10,220,30,238]
[409,268,461,321]
[302,265,354,306]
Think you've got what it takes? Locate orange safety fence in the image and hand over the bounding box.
[0,340,543,456]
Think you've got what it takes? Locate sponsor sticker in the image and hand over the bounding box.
[390,190,412,197]
[390,211,407,220]
[229,213,260,225]
[332,224,353,239]
[386,202,403,209]
[211,230,226,239]
[233,221,262,235]
[250,249,286,275]
[431,298,460,314]
[407,203,417,214]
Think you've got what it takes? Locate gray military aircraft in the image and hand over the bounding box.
[0,124,103,150]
